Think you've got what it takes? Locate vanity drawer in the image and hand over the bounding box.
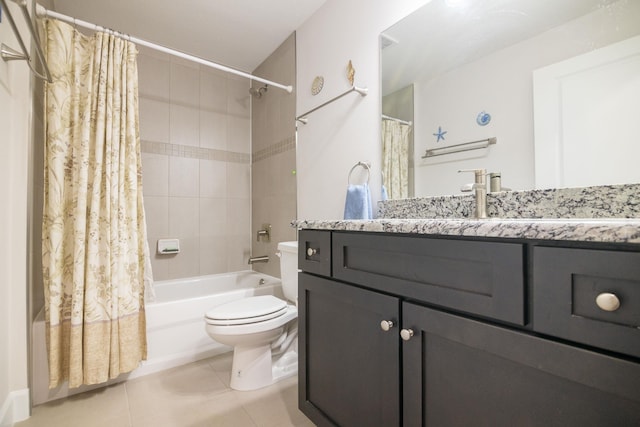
[533,247,640,359]
[298,230,331,277]
[332,232,525,325]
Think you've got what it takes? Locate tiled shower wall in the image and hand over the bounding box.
[251,34,298,278]
[138,47,252,281]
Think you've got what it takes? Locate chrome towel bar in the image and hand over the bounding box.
[422,137,497,158]
[297,85,368,124]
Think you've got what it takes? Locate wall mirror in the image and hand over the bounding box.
[380,0,640,199]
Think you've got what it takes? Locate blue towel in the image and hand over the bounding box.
[344,183,373,220]
[381,185,389,201]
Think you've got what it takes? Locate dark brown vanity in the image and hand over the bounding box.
[297,228,640,427]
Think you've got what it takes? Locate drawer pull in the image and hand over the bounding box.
[307,247,318,257]
[400,328,414,341]
[595,293,621,312]
[380,320,394,331]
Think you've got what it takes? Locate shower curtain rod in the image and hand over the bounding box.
[382,114,412,126]
[35,4,294,93]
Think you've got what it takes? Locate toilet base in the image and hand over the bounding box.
[229,337,298,391]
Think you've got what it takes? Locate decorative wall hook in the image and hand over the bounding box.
[347,60,355,86]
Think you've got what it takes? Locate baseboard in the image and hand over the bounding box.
[0,389,30,427]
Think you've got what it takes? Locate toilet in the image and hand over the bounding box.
[204,241,299,391]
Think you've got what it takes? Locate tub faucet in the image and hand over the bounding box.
[248,255,269,264]
[459,168,487,219]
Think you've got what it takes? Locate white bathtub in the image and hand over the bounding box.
[32,270,283,404]
[143,270,283,375]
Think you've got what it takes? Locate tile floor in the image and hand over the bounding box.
[16,353,315,427]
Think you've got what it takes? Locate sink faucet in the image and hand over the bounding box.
[459,168,487,219]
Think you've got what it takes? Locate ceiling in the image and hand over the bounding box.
[381,0,618,95]
[51,0,327,72]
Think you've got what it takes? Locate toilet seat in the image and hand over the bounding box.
[205,295,287,326]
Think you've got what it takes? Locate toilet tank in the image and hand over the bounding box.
[277,241,298,304]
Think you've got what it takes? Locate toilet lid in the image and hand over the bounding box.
[205,295,287,326]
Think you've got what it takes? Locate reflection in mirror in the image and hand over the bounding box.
[381,0,640,198]
[382,85,414,199]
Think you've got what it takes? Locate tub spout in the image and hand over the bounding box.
[248,255,269,264]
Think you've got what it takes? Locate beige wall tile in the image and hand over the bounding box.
[142,152,169,197]
[200,109,228,150]
[227,77,250,118]
[199,236,228,275]
[199,198,227,237]
[199,160,227,198]
[200,69,228,113]
[170,62,200,107]
[143,196,169,237]
[227,163,251,199]
[139,98,170,143]
[169,156,199,197]
[170,104,200,147]
[167,236,199,279]
[148,240,170,281]
[169,197,200,237]
[138,53,170,99]
[228,115,251,153]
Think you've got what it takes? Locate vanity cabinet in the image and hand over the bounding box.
[298,273,400,427]
[402,303,640,427]
[298,230,640,427]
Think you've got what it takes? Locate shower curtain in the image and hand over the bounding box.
[382,119,411,199]
[41,19,151,388]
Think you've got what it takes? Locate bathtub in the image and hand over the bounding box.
[32,270,283,404]
[143,270,283,376]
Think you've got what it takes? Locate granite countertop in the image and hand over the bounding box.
[295,184,640,244]
[293,218,640,244]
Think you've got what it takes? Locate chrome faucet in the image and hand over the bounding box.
[248,255,269,264]
[459,168,487,219]
[488,172,511,193]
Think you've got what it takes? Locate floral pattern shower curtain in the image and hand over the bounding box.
[382,119,411,199]
[42,19,150,388]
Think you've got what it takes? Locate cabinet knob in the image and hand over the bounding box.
[595,292,621,312]
[380,320,394,331]
[307,247,317,257]
[400,328,414,341]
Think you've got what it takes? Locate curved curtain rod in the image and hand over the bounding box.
[0,0,52,82]
[35,5,294,93]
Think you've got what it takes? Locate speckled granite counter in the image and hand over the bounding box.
[293,218,640,244]
[295,184,640,243]
[378,184,640,219]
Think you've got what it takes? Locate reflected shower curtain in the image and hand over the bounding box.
[42,19,150,388]
[381,119,411,199]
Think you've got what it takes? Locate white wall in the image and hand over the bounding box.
[296,0,430,220]
[0,1,32,425]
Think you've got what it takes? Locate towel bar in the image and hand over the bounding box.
[348,161,371,185]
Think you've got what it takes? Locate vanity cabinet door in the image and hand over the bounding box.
[299,273,401,427]
[402,302,640,427]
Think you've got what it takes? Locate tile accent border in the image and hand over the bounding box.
[141,140,250,164]
[252,135,296,164]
